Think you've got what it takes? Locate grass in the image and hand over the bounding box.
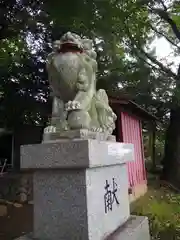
[131,176,180,239]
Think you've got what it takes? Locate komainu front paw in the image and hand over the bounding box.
[65,101,81,111]
[44,126,57,134]
[91,127,103,132]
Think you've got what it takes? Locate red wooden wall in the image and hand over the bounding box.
[120,111,147,188]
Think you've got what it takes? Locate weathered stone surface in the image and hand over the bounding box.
[33,170,88,240]
[106,216,150,240]
[43,129,116,142]
[15,216,150,240]
[32,164,130,240]
[43,32,117,141]
[86,164,130,240]
[16,139,150,240]
[21,140,134,170]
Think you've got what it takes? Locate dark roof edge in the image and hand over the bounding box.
[129,100,158,121]
[109,96,159,122]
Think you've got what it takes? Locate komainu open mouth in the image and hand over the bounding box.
[59,42,83,53]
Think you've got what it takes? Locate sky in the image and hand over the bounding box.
[151,37,180,73]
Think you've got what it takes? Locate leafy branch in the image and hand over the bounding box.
[150,24,180,51]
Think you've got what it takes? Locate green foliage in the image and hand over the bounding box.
[171,1,180,28]
[132,185,180,239]
[0,0,178,144]
[0,0,51,127]
[0,0,154,128]
[171,14,180,28]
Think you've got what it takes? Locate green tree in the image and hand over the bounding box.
[0,0,50,128]
[0,0,154,128]
[133,0,180,185]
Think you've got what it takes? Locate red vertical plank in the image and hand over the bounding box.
[136,120,140,184]
[137,120,142,183]
[138,120,143,182]
[139,121,147,181]
[120,111,146,189]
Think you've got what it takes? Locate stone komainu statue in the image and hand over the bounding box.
[44,32,117,139]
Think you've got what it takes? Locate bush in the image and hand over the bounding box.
[131,187,180,239]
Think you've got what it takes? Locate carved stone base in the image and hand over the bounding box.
[43,129,116,142]
[15,216,150,240]
[106,216,150,240]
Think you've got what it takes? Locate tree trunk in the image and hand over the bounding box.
[162,64,180,186]
[162,107,180,186]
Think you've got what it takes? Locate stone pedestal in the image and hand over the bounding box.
[17,139,150,240]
